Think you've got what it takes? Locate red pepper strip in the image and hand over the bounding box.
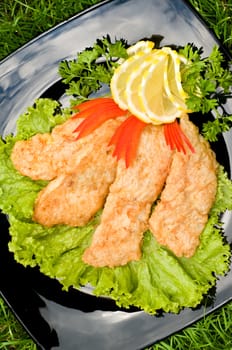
[164,122,175,151]
[169,121,186,154]
[73,97,114,111]
[111,117,132,161]
[164,120,195,153]
[71,98,119,119]
[108,118,124,148]
[109,116,147,167]
[71,108,94,120]
[176,122,195,153]
[73,104,125,140]
[164,121,185,152]
[125,117,147,167]
[111,116,137,161]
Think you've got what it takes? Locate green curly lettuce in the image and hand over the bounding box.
[0,98,231,315]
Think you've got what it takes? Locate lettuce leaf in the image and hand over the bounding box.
[15,98,68,139]
[0,98,231,315]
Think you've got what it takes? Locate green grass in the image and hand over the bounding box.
[0,298,37,350]
[0,0,231,60]
[189,0,232,52]
[151,303,232,350]
[0,0,102,60]
[0,0,232,349]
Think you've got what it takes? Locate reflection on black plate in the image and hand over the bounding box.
[0,0,232,349]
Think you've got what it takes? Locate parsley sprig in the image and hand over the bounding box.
[179,44,232,141]
[59,35,128,104]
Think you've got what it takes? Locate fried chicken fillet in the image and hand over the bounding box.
[33,148,117,227]
[11,117,123,180]
[149,116,218,257]
[12,117,125,227]
[82,124,173,267]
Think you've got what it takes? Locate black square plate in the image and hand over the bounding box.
[0,1,232,349]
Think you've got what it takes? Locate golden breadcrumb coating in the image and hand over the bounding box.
[11,117,123,180]
[83,124,173,267]
[12,117,125,227]
[149,116,218,257]
[33,155,117,227]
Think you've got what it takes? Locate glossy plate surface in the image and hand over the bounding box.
[0,0,232,349]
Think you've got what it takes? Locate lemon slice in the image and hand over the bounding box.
[124,53,162,123]
[126,40,155,56]
[162,47,189,112]
[111,51,152,110]
[110,41,188,125]
[111,41,155,110]
[115,41,155,75]
[139,55,181,123]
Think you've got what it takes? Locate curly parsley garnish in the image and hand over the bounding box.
[58,35,128,104]
[179,44,232,141]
